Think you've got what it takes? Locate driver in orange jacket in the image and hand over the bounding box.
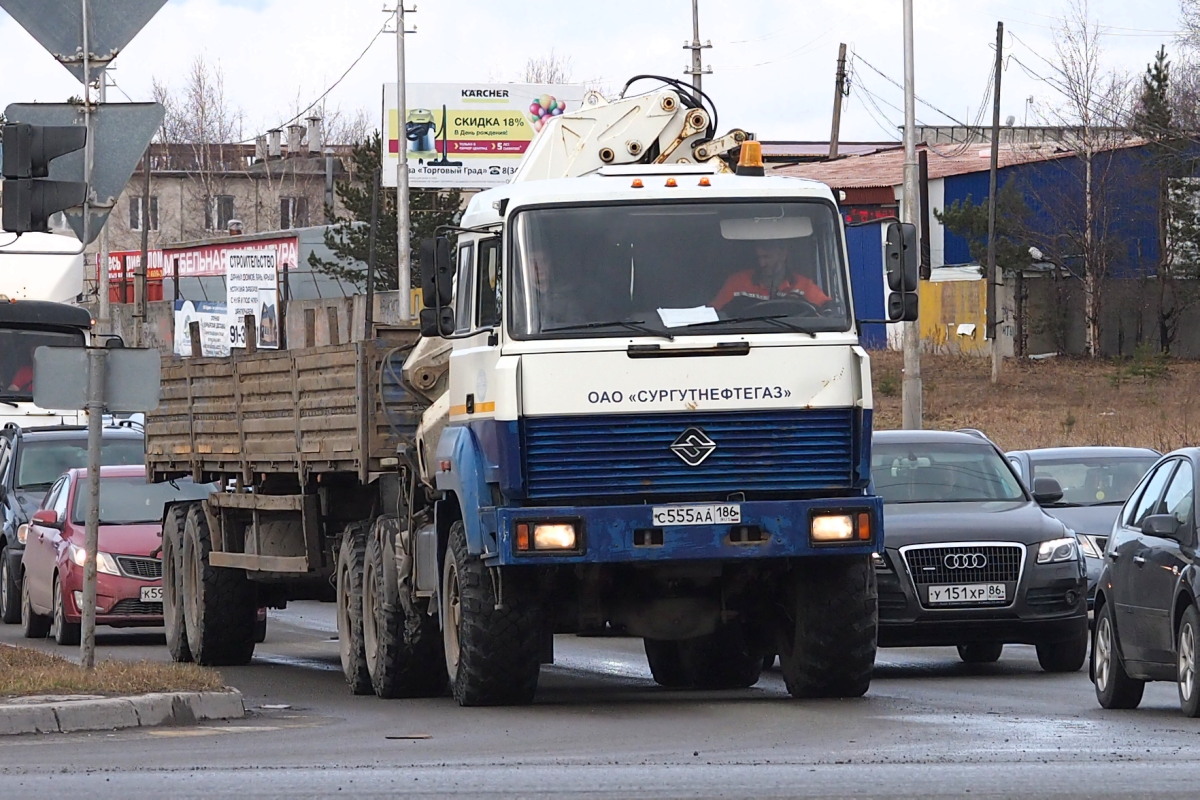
[712,239,830,310]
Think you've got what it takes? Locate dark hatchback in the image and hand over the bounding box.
[1092,447,1200,716]
[872,430,1090,672]
[1007,446,1160,610]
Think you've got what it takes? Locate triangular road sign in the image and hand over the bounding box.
[5,102,165,245]
[0,0,168,82]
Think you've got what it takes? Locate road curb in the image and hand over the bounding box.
[0,689,245,736]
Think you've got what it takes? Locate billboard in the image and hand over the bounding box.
[383,82,586,189]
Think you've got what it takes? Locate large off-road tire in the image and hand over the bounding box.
[1177,605,1200,718]
[644,638,688,688]
[336,520,372,695]
[180,504,257,666]
[1092,601,1144,709]
[0,545,21,624]
[779,555,878,698]
[677,624,764,689]
[20,569,49,639]
[443,520,542,706]
[1037,629,1088,673]
[957,642,1004,664]
[162,504,192,662]
[51,574,81,646]
[363,521,447,698]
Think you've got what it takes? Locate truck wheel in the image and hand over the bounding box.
[0,545,21,624]
[957,642,1003,664]
[679,624,764,689]
[363,522,447,698]
[162,504,193,662]
[336,520,372,695]
[20,569,49,639]
[643,638,688,688]
[1036,630,1088,673]
[442,520,541,706]
[181,504,257,666]
[779,555,877,698]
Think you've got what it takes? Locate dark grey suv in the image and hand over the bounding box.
[872,430,1090,672]
[0,423,145,623]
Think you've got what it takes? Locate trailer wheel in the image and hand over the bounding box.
[442,520,541,706]
[181,504,257,666]
[779,555,877,698]
[162,504,192,662]
[336,520,372,694]
[643,638,688,688]
[363,521,447,698]
[680,623,763,689]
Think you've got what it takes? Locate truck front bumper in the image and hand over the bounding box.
[484,496,882,566]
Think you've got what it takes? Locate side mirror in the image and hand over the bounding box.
[1032,476,1063,505]
[418,307,455,337]
[884,221,919,322]
[31,508,60,528]
[1141,513,1183,540]
[419,236,454,309]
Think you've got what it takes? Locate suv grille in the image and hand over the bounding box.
[116,556,162,580]
[901,543,1025,585]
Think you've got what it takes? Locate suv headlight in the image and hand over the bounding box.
[1076,533,1102,559]
[68,544,121,576]
[1036,537,1079,564]
[871,552,892,571]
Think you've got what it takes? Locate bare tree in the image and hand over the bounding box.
[523,50,573,84]
[1044,0,1137,356]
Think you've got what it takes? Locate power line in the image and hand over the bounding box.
[850,51,972,126]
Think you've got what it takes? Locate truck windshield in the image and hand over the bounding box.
[508,200,851,339]
[0,328,88,402]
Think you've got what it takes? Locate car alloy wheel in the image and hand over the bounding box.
[1179,606,1200,717]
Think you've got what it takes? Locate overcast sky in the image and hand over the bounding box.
[0,0,1188,146]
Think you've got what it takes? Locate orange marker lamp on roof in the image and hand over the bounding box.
[736,140,765,176]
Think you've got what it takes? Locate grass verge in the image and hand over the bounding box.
[1,643,225,698]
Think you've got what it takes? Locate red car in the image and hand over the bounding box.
[19,465,213,644]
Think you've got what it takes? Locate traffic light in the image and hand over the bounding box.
[884,221,919,322]
[1,122,88,234]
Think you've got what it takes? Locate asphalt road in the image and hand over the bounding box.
[2,603,1199,798]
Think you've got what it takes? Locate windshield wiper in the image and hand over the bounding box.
[682,313,817,337]
[543,319,674,340]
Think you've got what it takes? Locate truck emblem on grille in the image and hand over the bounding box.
[670,427,717,466]
[944,553,987,569]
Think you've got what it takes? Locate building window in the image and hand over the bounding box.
[281,196,309,229]
[205,195,236,231]
[129,195,159,231]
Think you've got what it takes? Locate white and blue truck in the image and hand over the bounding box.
[145,79,918,705]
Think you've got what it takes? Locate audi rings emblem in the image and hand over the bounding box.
[944,553,988,569]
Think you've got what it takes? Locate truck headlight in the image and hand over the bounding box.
[810,511,872,543]
[68,544,121,575]
[1036,537,1079,564]
[515,521,580,552]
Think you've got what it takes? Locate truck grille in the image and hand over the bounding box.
[523,408,856,500]
[116,556,162,580]
[901,543,1025,585]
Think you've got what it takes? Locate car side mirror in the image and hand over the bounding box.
[1032,476,1063,504]
[31,508,60,528]
[1141,513,1183,540]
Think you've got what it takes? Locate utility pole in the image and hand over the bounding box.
[829,43,847,159]
[135,146,150,348]
[986,21,1004,384]
[96,71,110,334]
[683,0,712,94]
[394,4,413,321]
[901,0,922,430]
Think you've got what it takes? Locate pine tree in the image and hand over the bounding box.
[1132,46,1172,140]
[308,131,461,293]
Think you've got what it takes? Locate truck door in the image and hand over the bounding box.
[447,237,506,443]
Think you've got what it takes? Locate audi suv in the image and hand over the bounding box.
[872,430,1089,672]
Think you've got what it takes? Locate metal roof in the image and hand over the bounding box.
[769,140,1146,190]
